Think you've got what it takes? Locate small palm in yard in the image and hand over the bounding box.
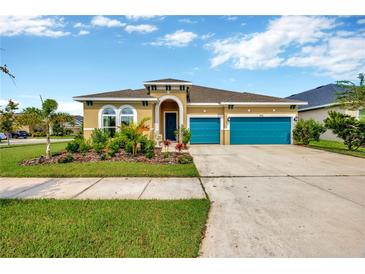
[119,117,150,156]
[25,98,73,159]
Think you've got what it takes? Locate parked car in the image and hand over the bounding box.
[11,130,29,139]
[0,133,7,140]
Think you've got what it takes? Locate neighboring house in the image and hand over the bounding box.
[73,78,306,145]
[64,115,83,134]
[287,84,365,141]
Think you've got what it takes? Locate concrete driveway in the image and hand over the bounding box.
[189,145,365,257]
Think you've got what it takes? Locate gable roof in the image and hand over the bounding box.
[74,81,306,105]
[189,85,302,104]
[73,88,156,101]
[144,78,191,83]
[286,84,348,111]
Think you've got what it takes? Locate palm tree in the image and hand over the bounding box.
[119,117,150,156]
[40,98,73,158]
[23,98,73,158]
[336,73,365,110]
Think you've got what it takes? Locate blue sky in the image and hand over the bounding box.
[1,15,365,115]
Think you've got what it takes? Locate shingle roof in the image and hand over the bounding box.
[189,85,303,104]
[286,84,348,110]
[73,88,153,99]
[144,78,191,83]
[74,82,305,104]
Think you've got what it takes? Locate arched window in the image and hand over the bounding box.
[101,107,116,136]
[120,106,136,126]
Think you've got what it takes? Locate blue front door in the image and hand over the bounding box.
[230,117,291,144]
[165,112,177,141]
[190,118,220,144]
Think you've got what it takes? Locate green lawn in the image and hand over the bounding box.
[0,199,210,258]
[0,143,199,177]
[308,139,365,158]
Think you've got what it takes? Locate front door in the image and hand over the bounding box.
[165,112,177,141]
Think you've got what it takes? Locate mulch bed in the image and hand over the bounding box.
[20,148,192,166]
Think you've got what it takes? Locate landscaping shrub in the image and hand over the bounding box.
[175,142,183,152]
[177,155,193,164]
[65,138,91,154]
[324,111,365,151]
[181,127,191,148]
[79,140,91,154]
[139,135,149,151]
[125,141,134,155]
[91,129,109,154]
[143,139,156,159]
[65,140,80,153]
[107,137,124,156]
[293,118,326,145]
[57,153,73,164]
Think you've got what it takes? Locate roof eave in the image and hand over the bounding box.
[220,101,308,106]
[144,81,192,85]
[73,97,158,102]
[299,102,338,112]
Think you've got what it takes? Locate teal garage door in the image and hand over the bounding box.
[190,118,220,144]
[230,117,291,144]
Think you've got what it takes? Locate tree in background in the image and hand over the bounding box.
[18,107,44,135]
[324,111,365,151]
[0,100,19,145]
[336,73,365,110]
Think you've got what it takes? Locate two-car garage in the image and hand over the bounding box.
[189,116,292,145]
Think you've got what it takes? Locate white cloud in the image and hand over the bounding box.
[178,18,197,24]
[357,18,365,24]
[207,16,336,70]
[0,16,70,38]
[207,16,365,78]
[125,24,157,33]
[285,36,365,78]
[74,22,89,28]
[201,32,215,40]
[150,30,198,47]
[58,101,83,115]
[125,15,161,20]
[77,30,90,36]
[90,16,125,28]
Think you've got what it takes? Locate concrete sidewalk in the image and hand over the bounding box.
[0,177,206,200]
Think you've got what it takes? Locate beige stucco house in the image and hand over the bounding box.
[74,78,306,145]
[287,84,365,141]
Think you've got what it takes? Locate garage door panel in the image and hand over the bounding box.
[230,117,291,144]
[190,118,220,144]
